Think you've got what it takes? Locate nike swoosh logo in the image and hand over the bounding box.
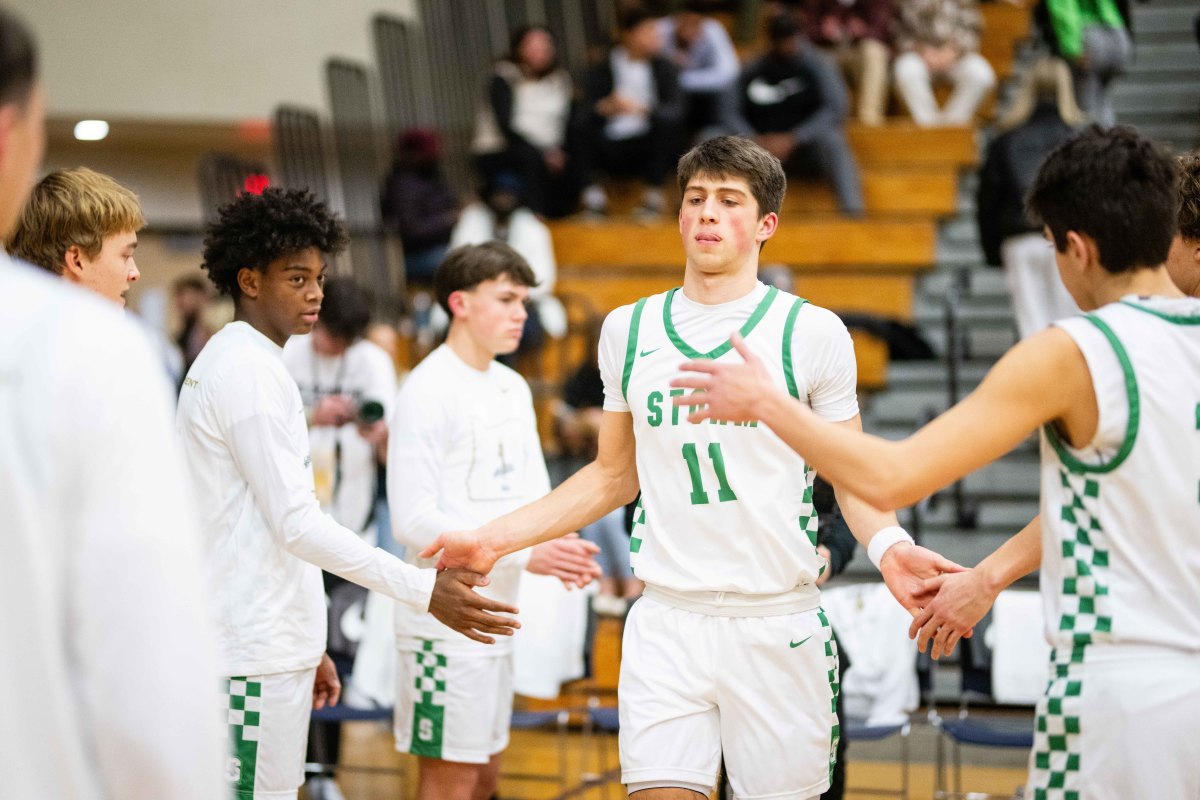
[639,347,660,357]
[789,635,813,649]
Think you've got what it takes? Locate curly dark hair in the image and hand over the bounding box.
[201,188,348,298]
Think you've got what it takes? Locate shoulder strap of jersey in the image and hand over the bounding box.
[1043,313,1140,474]
[781,296,809,399]
[621,297,649,403]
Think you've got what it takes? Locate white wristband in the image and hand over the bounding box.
[868,526,914,570]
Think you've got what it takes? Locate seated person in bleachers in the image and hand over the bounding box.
[976,57,1083,339]
[659,1,741,140]
[1035,0,1131,128]
[578,5,684,219]
[380,128,459,287]
[720,13,865,217]
[450,172,567,366]
[892,0,996,127]
[472,25,580,219]
[804,0,894,126]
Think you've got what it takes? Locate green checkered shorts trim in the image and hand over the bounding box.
[409,639,447,758]
[817,607,840,786]
[223,677,262,797]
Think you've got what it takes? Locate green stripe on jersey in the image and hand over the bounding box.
[1119,300,1200,325]
[781,297,808,399]
[1044,315,1139,474]
[621,297,648,402]
[663,285,779,360]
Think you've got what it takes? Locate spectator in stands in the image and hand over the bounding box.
[659,1,741,139]
[1166,154,1200,297]
[172,274,214,376]
[1036,0,1132,127]
[804,0,894,126]
[380,128,458,287]
[451,172,567,365]
[579,5,684,219]
[976,57,1083,338]
[892,0,996,127]
[472,25,580,219]
[8,166,144,306]
[720,13,865,216]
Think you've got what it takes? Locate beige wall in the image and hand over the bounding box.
[14,0,416,123]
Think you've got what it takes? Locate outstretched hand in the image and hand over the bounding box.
[528,534,602,589]
[428,569,520,645]
[420,530,500,574]
[908,570,997,659]
[669,333,780,424]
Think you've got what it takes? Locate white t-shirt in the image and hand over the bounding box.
[0,256,224,800]
[283,334,397,538]
[599,282,859,600]
[177,321,435,677]
[388,344,548,654]
[607,46,655,140]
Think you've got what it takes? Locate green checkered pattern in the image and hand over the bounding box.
[817,608,840,786]
[409,640,447,758]
[413,639,447,705]
[223,677,262,797]
[797,466,819,548]
[629,498,646,555]
[797,466,823,579]
[1030,469,1113,799]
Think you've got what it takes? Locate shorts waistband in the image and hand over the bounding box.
[643,584,820,617]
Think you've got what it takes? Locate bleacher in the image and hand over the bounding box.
[238,0,1039,402]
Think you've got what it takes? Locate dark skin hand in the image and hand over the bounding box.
[312,652,342,710]
[428,569,521,644]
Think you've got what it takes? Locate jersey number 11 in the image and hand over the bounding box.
[682,442,737,505]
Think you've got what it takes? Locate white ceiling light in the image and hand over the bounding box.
[73,120,109,141]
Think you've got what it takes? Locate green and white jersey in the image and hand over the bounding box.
[599,282,860,601]
[1039,296,1200,657]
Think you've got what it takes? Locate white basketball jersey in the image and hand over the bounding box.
[603,284,858,598]
[1039,296,1200,659]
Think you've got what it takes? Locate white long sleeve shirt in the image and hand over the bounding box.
[0,257,225,800]
[388,345,548,654]
[177,321,434,676]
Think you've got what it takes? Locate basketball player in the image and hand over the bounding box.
[8,166,143,305]
[177,188,520,799]
[0,9,224,797]
[421,136,963,799]
[673,126,1200,799]
[389,242,600,800]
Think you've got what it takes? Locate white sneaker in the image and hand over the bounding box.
[582,184,608,216]
[593,595,629,618]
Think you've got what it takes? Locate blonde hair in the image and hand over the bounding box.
[997,57,1085,132]
[7,167,146,274]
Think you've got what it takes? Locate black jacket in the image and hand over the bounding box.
[976,103,1077,266]
[582,50,684,132]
